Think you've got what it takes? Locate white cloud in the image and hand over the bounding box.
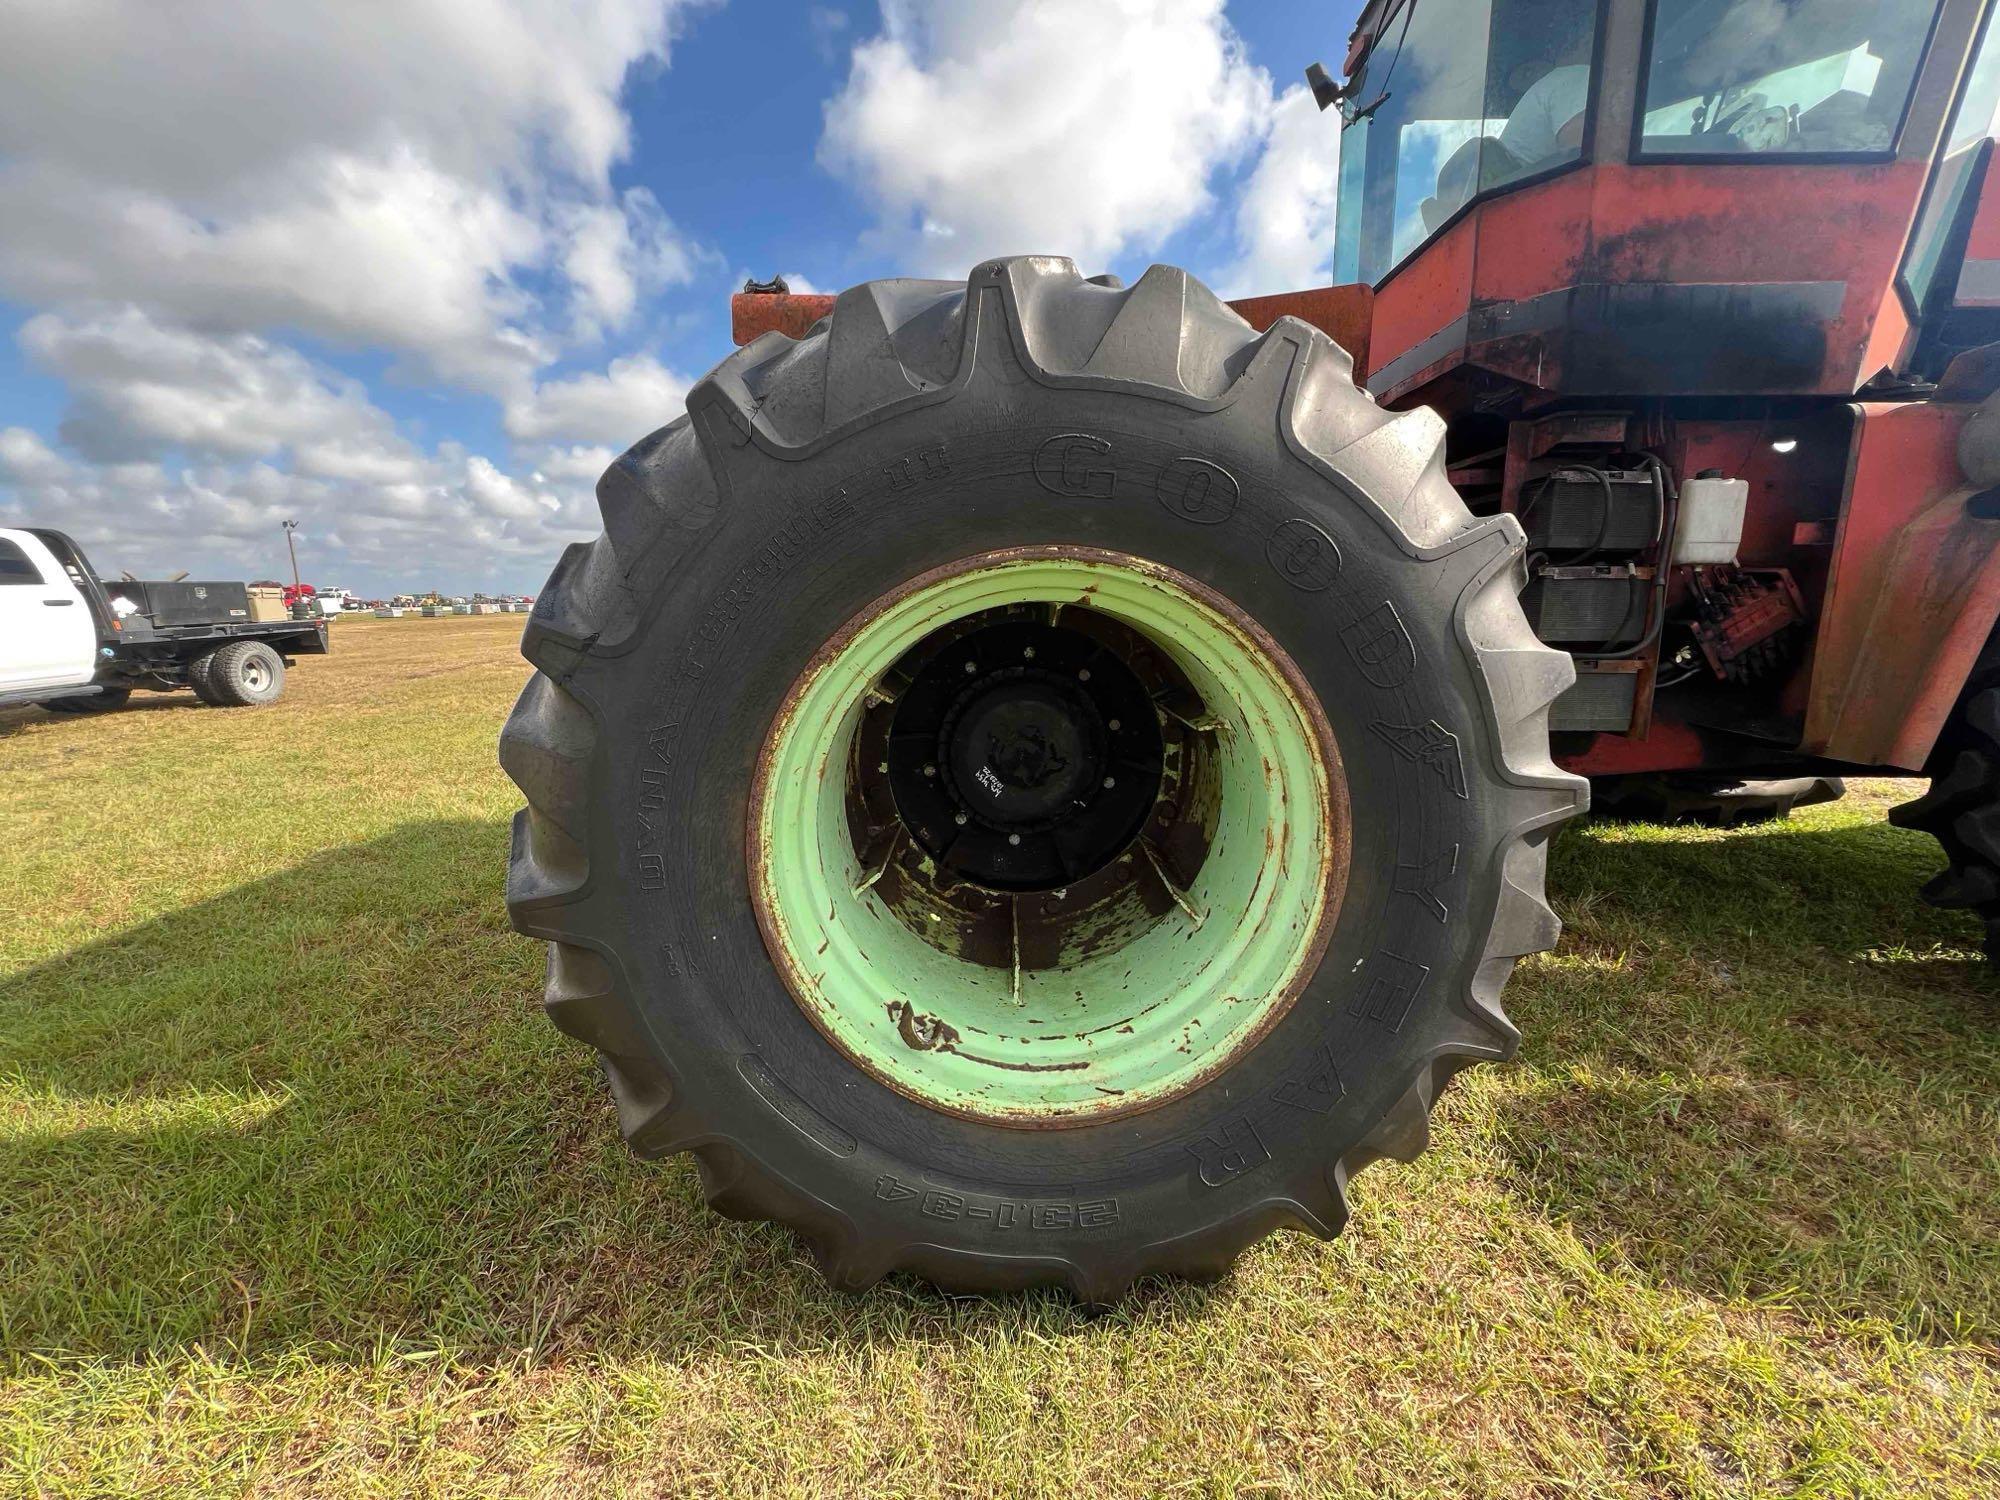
[0,155,548,391]
[561,188,710,339]
[19,308,411,466]
[0,428,69,486]
[0,0,1347,597]
[505,354,693,448]
[0,420,607,595]
[1216,84,1342,297]
[0,2,714,388]
[1,309,673,591]
[820,0,1271,275]
[464,454,561,523]
[0,1,680,193]
[531,444,623,485]
[0,2,721,593]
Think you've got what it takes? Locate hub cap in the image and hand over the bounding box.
[885,617,1164,892]
[748,548,1346,1126]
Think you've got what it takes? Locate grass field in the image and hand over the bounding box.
[2,614,1996,1497]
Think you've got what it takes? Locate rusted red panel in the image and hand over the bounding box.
[1368,159,1932,404]
[732,292,836,344]
[1803,400,2000,769]
[1228,284,1373,371]
[1368,209,1480,394]
[732,283,1376,372]
[1556,717,1710,776]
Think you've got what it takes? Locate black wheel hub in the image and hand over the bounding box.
[885,619,1164,891]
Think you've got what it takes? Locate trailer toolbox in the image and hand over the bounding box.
[102,580,252,627]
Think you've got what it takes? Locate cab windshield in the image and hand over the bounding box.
[1638,0,1940,155]
[1334,0,1603,285]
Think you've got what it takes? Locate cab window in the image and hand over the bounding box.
[1638,0,1939,156]
[0,540,45,585]
[1903,11,2000,308]
[1334,0,1601,286]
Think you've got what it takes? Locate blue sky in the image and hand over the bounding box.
[0,2,1351,595]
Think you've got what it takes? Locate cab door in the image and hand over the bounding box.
[0,531,97,691]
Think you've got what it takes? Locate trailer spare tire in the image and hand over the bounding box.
[1891,635,2000,956]
[500,257,1586,1298]
[205,640,286,707]
[188,649,223,704]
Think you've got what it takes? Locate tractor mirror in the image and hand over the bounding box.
[1305,62,1342,112]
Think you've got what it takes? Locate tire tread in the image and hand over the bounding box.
[501,255,1588,1297]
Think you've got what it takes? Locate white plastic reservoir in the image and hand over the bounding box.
[1673,472,1749,565]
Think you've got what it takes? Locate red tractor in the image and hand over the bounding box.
[504,0,2000,1298]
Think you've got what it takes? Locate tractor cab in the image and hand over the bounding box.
[1299,0,2000,775]
[1327,0,2000,402]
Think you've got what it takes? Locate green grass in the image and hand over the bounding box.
[2,615,1996,1497]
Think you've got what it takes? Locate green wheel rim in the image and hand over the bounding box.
[749,547,1345,1125]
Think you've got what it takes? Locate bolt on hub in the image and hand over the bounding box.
[880,617,1165,892]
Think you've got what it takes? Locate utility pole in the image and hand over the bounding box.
[282,519,300,588]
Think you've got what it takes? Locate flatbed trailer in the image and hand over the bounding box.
[0,527,328,712]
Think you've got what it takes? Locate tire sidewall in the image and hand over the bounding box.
[576,385,1513,1262]
[217,641,285,706]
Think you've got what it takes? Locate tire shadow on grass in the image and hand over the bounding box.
[0,818,1212,1368]
[1489,814,2000,1343]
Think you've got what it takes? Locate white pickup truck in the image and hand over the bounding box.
[0,526,329,713]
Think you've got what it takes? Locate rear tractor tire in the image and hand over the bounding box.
[1891,646,2000,956]
[205,641,286,707]
[500,256,1587,1298]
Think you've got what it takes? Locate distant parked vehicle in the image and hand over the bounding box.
[0,527,327,712]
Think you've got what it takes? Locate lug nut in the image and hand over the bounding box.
[1023,646,1036,659]
[954,811,968,826]
[1007,833,1021,846]
[923,763,937,777]
[1078,668,1091,681]
[1103,776,1116,789]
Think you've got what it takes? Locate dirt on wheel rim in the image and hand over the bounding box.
[745,544,1350,1129]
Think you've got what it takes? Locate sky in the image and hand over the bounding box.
[0,1,1351,596]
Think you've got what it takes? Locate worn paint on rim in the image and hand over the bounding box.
[746,547,1347,1127]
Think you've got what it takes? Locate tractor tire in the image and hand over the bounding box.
[204,641,286,707]
[187,649,223,704]
[43,688,131,715]
[1890,648,2000,956]
[500,257,1586,1299]
[1591,773,1845,826]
